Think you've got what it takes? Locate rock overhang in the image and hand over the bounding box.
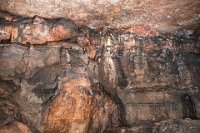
[0,0,199,32]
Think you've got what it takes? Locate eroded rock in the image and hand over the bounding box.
[0,122,33,133]
[0,4,200,133]
[0,44,61,79]
[153,119,200,133]
[0,16,78,44]
[0,0,199,32]
[43,76,122,133]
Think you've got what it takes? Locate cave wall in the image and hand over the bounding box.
[0,0,200,133]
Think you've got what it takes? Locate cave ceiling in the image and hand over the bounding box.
[0,0,200,32]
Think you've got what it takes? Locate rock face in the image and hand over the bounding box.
[0,122,33,133]
[44,76,122,133]
[0,1,200,133]
[153,119,200,133]
[0,0,200,32]
[0,41,124,132]
[0,16,78,44]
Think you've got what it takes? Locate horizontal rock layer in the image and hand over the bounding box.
[0,0,200,32]
[0,5,200,133]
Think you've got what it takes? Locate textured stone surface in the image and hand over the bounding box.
[0,28,199,132]
[0,0,200,32]
[0,16,78,44]
[0,122,33,133]
[0,81,39,133]
[122,89,200,124]
[0,42,124,132]
[153,119,200,133]
[0,1,200,133]
[44,76,122,133]
[0,44,61,79]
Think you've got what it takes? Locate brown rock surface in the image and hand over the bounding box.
[0,42,124,132]
[0,44,61,79]
[0,1,200,133]
[153,119,200,133]
[0,16,78,44]
[0,80,39,133]
[0,0,200,32]
[0,122,33,133]
[44,76,122,133]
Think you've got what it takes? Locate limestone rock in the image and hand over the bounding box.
[0,2,200,133]
[153,119,200,133]
[0,17,78,44]
[0,0,199,32]
[0,43,61,79]
[0,122,33,133]
[43,76,122,133]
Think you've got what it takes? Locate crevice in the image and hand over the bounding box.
[181,93,198,120]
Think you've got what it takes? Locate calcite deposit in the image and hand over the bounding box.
[0,0,200,133]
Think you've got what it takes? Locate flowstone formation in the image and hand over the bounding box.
[0,0,200,133]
